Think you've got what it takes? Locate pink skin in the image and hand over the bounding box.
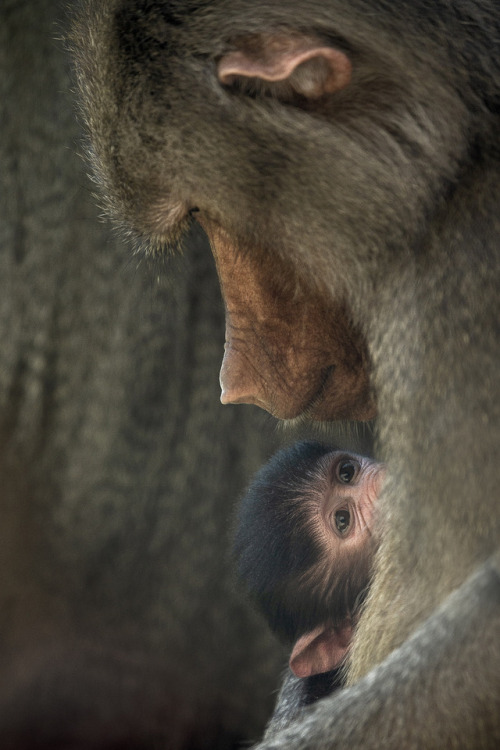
[321,453,384,554]
[290,453,386,678]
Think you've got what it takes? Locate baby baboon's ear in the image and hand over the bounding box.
[289,622,353,678]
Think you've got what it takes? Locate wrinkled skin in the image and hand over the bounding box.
[202,224,375,421]
[70,1,500,748]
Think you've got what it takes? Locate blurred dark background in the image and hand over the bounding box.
[0,2,373,747]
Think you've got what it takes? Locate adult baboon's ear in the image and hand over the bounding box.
[218,33,352,99]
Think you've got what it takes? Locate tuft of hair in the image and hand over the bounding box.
[234,441,334,641]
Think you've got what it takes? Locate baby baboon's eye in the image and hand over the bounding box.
[334,508,351,535]
[337,460,357,484]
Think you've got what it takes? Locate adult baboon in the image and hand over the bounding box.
[71,1,500,748]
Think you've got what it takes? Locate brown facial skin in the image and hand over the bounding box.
[202,222,375,421]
